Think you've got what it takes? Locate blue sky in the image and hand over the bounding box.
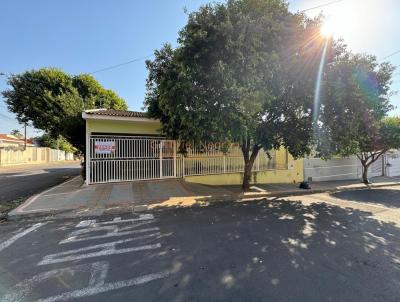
[1,0,400,137]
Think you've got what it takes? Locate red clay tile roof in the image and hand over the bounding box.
[0,134,23,142]
[85,109,147,118]
[0,134,34,145]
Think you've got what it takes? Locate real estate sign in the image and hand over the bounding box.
[94,141,115,154]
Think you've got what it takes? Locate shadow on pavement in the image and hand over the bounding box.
[145,199,400,301]
[1,197,400,301]
[331,188,400,208]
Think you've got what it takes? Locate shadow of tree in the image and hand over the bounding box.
[1,198,400,301]
[130,199,400,301]
[332,188,400,208]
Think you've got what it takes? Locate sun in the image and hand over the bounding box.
[321,20,335,38]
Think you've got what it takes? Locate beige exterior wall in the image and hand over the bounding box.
[85,118,304,185]
[86,119,161,136]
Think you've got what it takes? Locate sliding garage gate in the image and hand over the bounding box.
[88,135,176,184]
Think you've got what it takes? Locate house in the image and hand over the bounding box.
[82,109,304,185]
[0,134,35,149]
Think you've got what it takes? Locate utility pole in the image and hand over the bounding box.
[24,122,27,150]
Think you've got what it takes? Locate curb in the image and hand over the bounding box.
[7,179,400,220]
[7,209,75,221]
[237,181,400,200]
[7,176,82,221]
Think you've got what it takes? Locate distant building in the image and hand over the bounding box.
[0,134,35,149]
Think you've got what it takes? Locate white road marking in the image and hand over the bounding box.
[60,226,160,244]
[37,270,170,302]
[75,214,154,228]
[39,243,161,265]
[75,220,96,228]
[1,260,169,302]
[250,186,266,192]
[1,261,109,302]
[39,234,161,265]
[5,170,47,177]
[62,219,158,244]
[0,222,47,252]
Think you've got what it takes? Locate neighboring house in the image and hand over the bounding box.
[0,134,35,149]
[82,109,303,185]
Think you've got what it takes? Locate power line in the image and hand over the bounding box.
[300,0,345,12]
[87,1,347,75]
[88,54,153,74]
[0,2,345,78]
[380,50,400,62]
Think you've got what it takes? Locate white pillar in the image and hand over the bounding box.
[173,140,177,177]
[85,122,90,185]
[159,141,163,178]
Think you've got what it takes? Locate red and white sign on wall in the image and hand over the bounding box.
[94,141,115,154]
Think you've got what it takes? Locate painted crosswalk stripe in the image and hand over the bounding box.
[0,222,47,252]
[75,214,154,228]
[36,270,170,302]
[38,242,162,265]
[60,226,160,244]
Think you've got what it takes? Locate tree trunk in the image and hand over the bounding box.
[242,161,253,191]
[361,160,372,185]
[358,151,386,185]
[361,163,369,184]
[241,142,260,191]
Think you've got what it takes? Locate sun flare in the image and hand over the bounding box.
[320,20,335,37]
[312,0,383,43]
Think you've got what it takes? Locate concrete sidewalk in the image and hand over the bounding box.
[8,176,400,219]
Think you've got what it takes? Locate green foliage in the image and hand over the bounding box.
[318,53,396,156]
[379,117,400,150]
[2,68,127,152]
[35,134,77,153]
[145,0,332,189]
[317,53,398,183]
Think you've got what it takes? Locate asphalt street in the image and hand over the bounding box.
[0,163,81,203]
[0,188,399,301]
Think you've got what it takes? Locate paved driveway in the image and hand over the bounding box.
[0,188,399,301]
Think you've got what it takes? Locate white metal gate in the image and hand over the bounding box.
[386,151,400,177]
[88,135,176,184]
[304,155,384,182]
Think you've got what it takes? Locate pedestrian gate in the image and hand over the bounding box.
[88,135,176,184]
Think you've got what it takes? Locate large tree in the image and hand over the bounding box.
[318,53,400,183]
[2,68,127,152]
[145,0,335,190]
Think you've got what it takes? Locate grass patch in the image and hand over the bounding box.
[0,198,26,221]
